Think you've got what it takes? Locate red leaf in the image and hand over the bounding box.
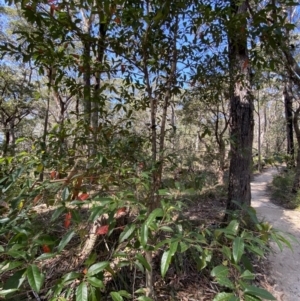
[42,245,51,253]
[116,207,126,218]
[33,194,42,205]
[50,170,57,179]
[64,212,72,229]
[96,225,109,235]
[77,193,89,201]
[115,17,121,24]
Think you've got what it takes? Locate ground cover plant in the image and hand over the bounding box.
[0,0,300,300]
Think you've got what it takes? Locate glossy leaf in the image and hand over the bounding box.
[244,285,276,300]
[87,261,109,276]
[27,264,45,293]
[136,254,151,271]
[0,289,18,297]
[87,277,104,288]
[137,297,154,301]
[76,282,88,301]
[213,292,236,301]
[145,208,164,226]
[4,269,26,290]
[161,241,178,278]
[57,230,75,252]
[232,237,244,263]
[211,265,229,278]
[62,186,70,201]
[51,206,65,222]
[240,270,255,280]
[110,292,123,301]
[244,294,261,301]
[140,223,148,247]
[119,224,136,243]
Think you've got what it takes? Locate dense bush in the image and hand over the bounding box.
[271,169,300,209]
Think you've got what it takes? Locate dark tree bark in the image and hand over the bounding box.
[226,0,254,214]
[283,82,294,166]
[292,107,300,193]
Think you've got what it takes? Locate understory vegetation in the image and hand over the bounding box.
[0,154,294,301]
[0,0,300,300]
[271,168,300,209]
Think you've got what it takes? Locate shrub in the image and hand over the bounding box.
[271,169,300,209]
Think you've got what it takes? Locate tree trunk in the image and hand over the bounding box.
[226,0,254,214]
[9,119,15,155]
[292,107,300,192]
[283,82,294,167]
[257,94,262,172]
[3,126,9,156]
[218,140,226,184]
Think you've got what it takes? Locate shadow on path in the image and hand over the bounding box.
[251,167,300,301]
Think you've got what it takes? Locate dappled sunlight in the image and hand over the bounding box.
[251,167,300,301]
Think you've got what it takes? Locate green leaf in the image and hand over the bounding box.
[145,208,164,226]
[62,187,70,201]
[161,241,178,278]
[110,292,123,301]
[0,261,23,273]
[241,255,253,272]
[119,224,136,243]
[244,285,276,300]
[36,253,56,261]
[159,226,174,232]
[222,246,232,260]
[140,223,148,247]
[136,254,151,271]
[87,277,104,288]
[244,294,261,301]
[57,230,75,252]
[233,237,244,263]
[240,270,255,280]
[216,277,235,289]
[212,292,236,301]
[62,272,81,283]
[226,220,239,235]
[211,265,229,278]
[87,261,109,276]
[134,261,144,273]
[0,289,18,297]
[26,265,45,293]
[178,242,188,253]
[51,206,66,222]
[246,244,264,257]
[4,269,26,290]
[76,282,88,301]
[118,290,131,298]
[137,297,154,301]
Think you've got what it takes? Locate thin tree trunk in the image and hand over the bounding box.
[226,0,254,215]
[39,96,50,181]
[257,92,262,172]
[3,126,9,156]
[283,82,294,167]
[9,119,15,156]
[292,106,300,192]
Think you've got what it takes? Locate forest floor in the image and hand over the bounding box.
[251,167,300,301]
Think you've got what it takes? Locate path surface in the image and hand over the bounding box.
[251,167,300,301]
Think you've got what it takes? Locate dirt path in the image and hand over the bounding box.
[251,167,300,301]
